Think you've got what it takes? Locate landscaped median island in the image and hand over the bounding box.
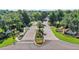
[35,21,45,46]
[35,30,44,45]
[51,27,79,44]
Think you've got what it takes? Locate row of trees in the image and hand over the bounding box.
[27,11,48,22]
[1,9,79,37]
[0,10,31,39]
[48,10,79,33]
[0,10,48,40]
[2,9,79,40]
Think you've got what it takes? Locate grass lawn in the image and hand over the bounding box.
[0,37,16,48]
[0,28,4,32]
[51,27,79,44]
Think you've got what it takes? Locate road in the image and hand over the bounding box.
[0,25,37,50]
[1,18,79,49]
[43,21,58,40]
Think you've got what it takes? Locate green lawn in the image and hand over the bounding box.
[51,27,79,44]
[0,37,16,48]
[0,28,4,32]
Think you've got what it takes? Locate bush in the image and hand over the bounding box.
[18,28,24,32]
[0,33,6,40]
[36,31,43,38]
[37,21,44,28]
[28,23,32,27]
[0,40,4,44]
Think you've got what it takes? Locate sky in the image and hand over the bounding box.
[0,0,79,10]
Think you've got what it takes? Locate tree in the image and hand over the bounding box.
[18,10,30,26]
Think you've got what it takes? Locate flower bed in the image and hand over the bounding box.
[35,30,44,45]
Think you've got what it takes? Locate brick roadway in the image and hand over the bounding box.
[1,21,79,49]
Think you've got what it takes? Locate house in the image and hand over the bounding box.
[65,30,76,36]
[5,29,12,35]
